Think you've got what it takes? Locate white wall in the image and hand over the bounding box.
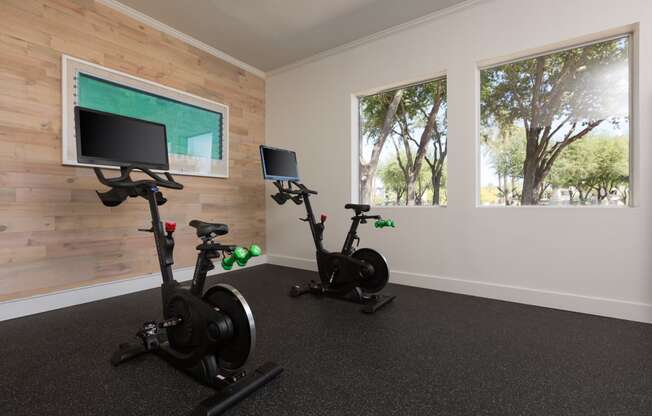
[265,0,652,323]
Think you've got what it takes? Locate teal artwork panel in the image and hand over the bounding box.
[77,73,223,160]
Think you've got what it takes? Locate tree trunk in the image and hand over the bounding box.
[521,119,603,206]
[432,172,442,205]
[359,89,403,203]
[502,175,511,206]
[521,129,541,205]
[620,189,628,205]
[405,92,444,206]
[405,178,416,205]
[359,164,373,204]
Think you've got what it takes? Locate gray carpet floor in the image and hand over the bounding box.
[1,264,651,416]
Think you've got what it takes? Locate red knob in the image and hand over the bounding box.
[320,214,327,223]
[165,221,176,233]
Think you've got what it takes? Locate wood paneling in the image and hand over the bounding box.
[0,0,266,301]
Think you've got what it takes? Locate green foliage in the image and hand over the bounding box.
[483,128,525,180]
[414,161,434,205]
[377,160,407,205]
[549,136,628,203]
[480,36,630,205]
[547,139,594,202]
[480,126,524,205]
[481,38,628,131]
[400,79,448,125]
[377,156,435,206]
[360,77,448,206]
[480,186,500,205]
[360,91,398,143]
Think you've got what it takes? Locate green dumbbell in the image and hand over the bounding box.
[221,244,262,270]
[374,219,396,229]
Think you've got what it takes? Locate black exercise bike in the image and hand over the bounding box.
[263,154,397,313]
[93,165,282,416]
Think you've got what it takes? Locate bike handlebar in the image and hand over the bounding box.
[94,166,184,190]
[274,180,318,195]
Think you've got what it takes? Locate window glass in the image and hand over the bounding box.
[359,77,447,206]
[480,36,631,206]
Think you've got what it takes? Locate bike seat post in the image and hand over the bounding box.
[342,215,363,255]
[190,237,219,296]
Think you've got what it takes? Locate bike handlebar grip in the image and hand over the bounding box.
[163,172,184,189]
[374,219,396,228]
[145,169,183,190]
[93,167,107,184]
[221,244,262,270]
[93,166,184,190]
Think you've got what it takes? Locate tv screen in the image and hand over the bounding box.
[259,146,299,181]
[75,106,169,170]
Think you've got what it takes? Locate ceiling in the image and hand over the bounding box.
[116,0,468,72]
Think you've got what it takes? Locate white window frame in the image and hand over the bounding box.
[475,27,637,208]
[353,73,449,209]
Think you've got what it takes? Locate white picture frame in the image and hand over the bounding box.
[61,55,230,178]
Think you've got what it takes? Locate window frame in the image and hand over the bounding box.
[354,73,449,209]
[475,30,636,208]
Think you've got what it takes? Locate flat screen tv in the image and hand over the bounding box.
[75,106,169,170]
[259,145,299,181]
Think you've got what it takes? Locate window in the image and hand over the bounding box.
[359,77,447,206]
[480,35,631,206]
[62,56,229,177]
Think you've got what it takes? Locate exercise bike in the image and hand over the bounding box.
[93,165,282,416]
[260,145,396,313]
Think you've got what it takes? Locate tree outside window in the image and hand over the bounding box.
[480,36,630,206]
[359,77,447,206]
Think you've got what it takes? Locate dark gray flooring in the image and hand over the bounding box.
[1,264,651,416]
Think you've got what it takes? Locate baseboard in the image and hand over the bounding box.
[3,253,650,324]
[267,254,652,324]
[0,255,267,322]
[267,254,318,272]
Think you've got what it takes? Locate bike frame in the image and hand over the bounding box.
[275,181,376,256]
[145,186,175,284]
[271,179,396,312]
[144,185,217,297]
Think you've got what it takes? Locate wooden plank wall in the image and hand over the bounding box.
[0,0,266,301]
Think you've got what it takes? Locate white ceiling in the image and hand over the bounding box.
[116,0,468,72]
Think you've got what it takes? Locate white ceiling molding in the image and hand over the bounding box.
[267,0,490,77]
[95,0,267,79]
[96,0,489,79]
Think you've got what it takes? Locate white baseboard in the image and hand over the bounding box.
[267,254,318,271]
[3,253,650,324]
[267,254,652,324]
[0,255,267,322]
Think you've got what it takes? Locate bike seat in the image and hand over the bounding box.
[189,220,229,238]
[344,203,370,213]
